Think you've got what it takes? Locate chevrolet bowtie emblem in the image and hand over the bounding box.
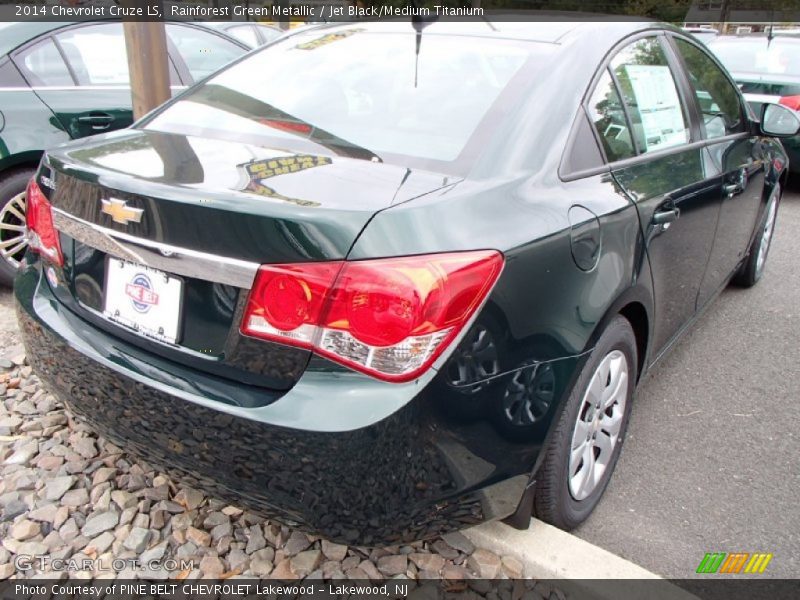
[101,198,143,225]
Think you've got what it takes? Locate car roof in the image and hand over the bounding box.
[710,34,800,45]
[295,18,669,48]
[0,21,72,57]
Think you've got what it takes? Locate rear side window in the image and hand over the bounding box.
[226,25,260,48]
[17,38,74,87]
[673,38,745,139]
[588,69,636,162]
[56,23,129,86]
[166,24,244,82]
[610,37,691,154]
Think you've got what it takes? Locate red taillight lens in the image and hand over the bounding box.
[243,262,342,347]
[779,95,800,111]
[242,250,504,382]
[25,178,63,266]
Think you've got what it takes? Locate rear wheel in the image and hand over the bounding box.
[0,169,34,287]
[732,184,780,288]
[533,315,637,530]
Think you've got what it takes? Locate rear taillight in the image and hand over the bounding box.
[779,95,800,111]
[25,178,63,266]
[242,250,504,382]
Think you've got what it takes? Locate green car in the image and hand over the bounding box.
[0,20,249,285]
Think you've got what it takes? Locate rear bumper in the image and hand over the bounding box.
[15,263,543,545]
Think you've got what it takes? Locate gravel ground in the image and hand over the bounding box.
[0,288,554,590]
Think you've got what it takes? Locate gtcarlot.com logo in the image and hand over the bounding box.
[14,554,194,572]
[696,552,773,574]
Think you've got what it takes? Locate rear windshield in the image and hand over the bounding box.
[145,27,548,172]
[709,38,800,77]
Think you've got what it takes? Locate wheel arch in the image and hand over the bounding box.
[0,151,44,177]
[585,286,653,382]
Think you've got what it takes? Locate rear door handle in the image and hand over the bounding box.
[77,112,114,130]
[653,207,680,226]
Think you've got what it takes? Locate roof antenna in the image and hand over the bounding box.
[767,9,775,47]
[410,0,438,87]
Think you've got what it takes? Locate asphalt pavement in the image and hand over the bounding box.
[575,185,800,578]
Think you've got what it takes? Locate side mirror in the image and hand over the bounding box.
[760,103,800,137]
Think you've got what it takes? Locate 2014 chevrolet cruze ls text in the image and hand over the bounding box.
[14,21,799,545]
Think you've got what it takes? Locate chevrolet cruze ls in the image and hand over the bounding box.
[15,21,799,545]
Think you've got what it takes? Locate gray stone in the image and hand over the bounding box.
[199,556,225,578]
[290,549,322,578]
[5,443,38,466]
[467,548,502,579]
[186,527,211,547]
[16,541,48,556]
[82,511,119,537]
[245,525,266,554]
[86,532,115,555]
[141,541,168,564]
[61,488,90,507]
[174,487,205,511]
[29,504,58,523]
[441,531,476,555]
[92,468,116,486]
[321,539,348,561]
[377,555,407,577]
[202,512,229,528]
[123,527,150,553]
[44,476,75,501]
[0,416,22,434]
[283,530,311,556]
[111,490,136,510]
[10,519,40,541]
[211,522,232,542]
[409,553,445,573]
[72,438,97,459]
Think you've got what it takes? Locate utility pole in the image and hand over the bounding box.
[122,1,170,120]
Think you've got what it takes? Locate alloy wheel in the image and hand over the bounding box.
[446,325,500,394]
[568,349,629,501]
[755,194,778,277]
[0,191,28,270]
[502,363,555,426]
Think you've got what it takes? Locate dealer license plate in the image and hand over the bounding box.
[103,258,183,344]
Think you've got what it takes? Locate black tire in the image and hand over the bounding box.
[731,184,780,288]
[0,168,35,287]
[533,315,637,530]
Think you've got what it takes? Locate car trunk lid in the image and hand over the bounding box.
[42,128,457,392]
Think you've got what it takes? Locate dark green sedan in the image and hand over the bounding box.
[14,21,799,544]
[0,20,249,284]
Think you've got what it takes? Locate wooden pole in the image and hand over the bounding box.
[123,16,170,120]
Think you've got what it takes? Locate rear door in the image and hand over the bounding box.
[589,34,723,356]
[668,35,767,306]
[12,23,182,140]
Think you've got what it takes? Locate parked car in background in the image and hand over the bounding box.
[0,21,249,285]
[682,26,719,44]
[201,21,283,48]
[15,21,798,543]
[708,35,800,174]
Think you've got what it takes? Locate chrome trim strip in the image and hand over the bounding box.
[52,208,259,289]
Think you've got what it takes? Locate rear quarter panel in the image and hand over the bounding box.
[0,89,70,172]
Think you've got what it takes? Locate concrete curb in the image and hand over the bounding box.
[464,518,700,600]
